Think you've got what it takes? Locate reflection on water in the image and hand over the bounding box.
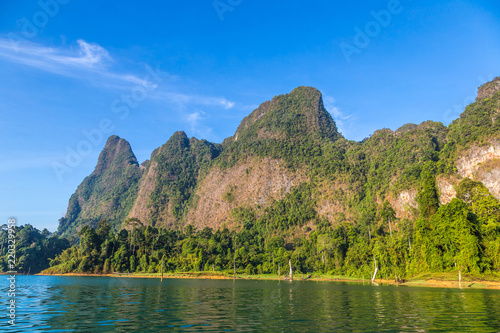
[5,275,500,332]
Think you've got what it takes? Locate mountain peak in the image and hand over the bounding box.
[395,123,418,134]
[59,135,142,236]
[289,85,321,94]
[234,86,340,143]
[151,131,190,159]
[93,135,138,175]
[477,76,500,101]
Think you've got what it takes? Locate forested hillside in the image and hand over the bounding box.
[0,225,69,274]
[37,76,500,278]
[43,176,500,278]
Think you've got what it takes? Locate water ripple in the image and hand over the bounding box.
[3,276,500,332]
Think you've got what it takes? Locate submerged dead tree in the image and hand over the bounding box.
[372,257,378,283]
[161,256,164,282]
[233,235,237,278]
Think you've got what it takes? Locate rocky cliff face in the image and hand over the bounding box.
[475,160,500,199]
[59,77,500,236]
[454,140,500,200]
[391,190,418,219]
[58,136,143,237]
[127,159,160,227]
[388,177,459,219]
[126,131,221,228]
[477,76,500,101]
[436,176,458,205]
[456,140,500,178]
[186,157,308,229]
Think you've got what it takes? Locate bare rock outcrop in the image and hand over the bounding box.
[437,176,458,204]
[477,76,500,101]
[455,140,500,199]
[474,159,500,199]
[186,157,308,229]
[456,141,500,178]
[127,161,160,226]
[392,189,418,219]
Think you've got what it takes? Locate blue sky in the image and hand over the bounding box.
[1,0,500,232]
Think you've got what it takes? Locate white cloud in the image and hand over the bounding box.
[187,111,204,124]
[323,95,357,138]
[150,91,235,141]
[0,37,237,142]
[0,37,236,108]
[75,39,111,66]
[0,38,157,88]
[153,91,235,110]
[185,110,216,141]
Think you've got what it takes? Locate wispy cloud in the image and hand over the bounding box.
[185,110,219,141]
[323,95,357,138]
[152,91,235,110]
[0,38,158,88]
[150,91,236,142]
[0,37,236,108]
[0,37,237,142]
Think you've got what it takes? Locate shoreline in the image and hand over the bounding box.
[34,272,500,290]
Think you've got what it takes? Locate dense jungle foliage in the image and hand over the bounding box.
[26,80,500,279]
[57,84,500,240]
[42,177,500,279]
[0,225,70,274]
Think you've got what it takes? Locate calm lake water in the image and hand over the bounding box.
[3,275,500,332]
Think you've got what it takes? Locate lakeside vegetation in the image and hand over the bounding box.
[40,176,500,281]
[0,224,69,274]
[4,82,499,282]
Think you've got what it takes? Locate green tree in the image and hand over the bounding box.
[417,174,440,219]
[380,201,396,238]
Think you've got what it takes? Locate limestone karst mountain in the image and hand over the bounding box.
[57,78,500,237]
